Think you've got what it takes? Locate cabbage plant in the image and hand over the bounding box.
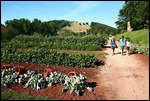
[62,74,93,96]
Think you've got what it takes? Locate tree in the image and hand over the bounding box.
[5,18,32,35]
[88,22,117,35]
[31,18,41,33]
[115,1,149,33]
[19,18,32,34]
[1,24,19,41]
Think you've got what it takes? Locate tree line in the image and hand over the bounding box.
[1,18,118,41]
[87,22,117,36]
[115,1,149,33]
[1,19,71,41]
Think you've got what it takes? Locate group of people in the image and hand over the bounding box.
[110,35,131,56]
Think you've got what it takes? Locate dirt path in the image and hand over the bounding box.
[97,39,149,100]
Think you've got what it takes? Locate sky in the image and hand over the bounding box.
[1,1,125,28]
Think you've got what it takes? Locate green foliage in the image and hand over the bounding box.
[1,67,94,96]
[5,18,32,35]
[24,73,46,90]
[86,22,89,25]
[88,22,117,35]
[130,44,149,55]
[2,34,108,50]
[1,90,55,100]
[3,17,115,38]
[62,74,93,96]
[47,20,71,30]
[45,71,67,86]
[1,48,103,68]
[24,70,36,79]
[1,67,25,87]
[115,29,149,55]
[4,19,72,36]
[115,29,149,44]
[38,22,57,36]
[1,24,19,41]
[115,1,149,32]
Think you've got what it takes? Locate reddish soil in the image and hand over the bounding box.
[1,62,106,100]
[97,40,149,100]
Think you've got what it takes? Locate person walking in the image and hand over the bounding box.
[120,36,126,56]
[110,36,117,55]
[126,37,131,56]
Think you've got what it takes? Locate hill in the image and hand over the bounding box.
[58,21,117,36]
[88,22,117,36]
[58,22,91,34]
[115,29,149,44]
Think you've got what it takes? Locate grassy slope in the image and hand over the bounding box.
[61,22,91,33]
[115,29,149,44]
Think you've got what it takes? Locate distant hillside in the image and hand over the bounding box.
[46,20,71,29]
[58,21,117,36]
[115,29,149,44]
[87,22,117,35]
[59,22,91,33]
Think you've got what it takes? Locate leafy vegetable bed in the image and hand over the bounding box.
[1,34,108,50]
[1,48,104,68]
[1,66,93,96]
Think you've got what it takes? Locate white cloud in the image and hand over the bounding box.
[73,1,99,12]
[59,1,102,22]
[13,5,23,10]
[41,1,69,12]
[38,1,102,22]
[41,1,57,6]
[3,1,13,4]
[84,13,94,21]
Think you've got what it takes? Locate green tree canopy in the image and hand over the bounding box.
[1,24,19,41]
[115,1,149,32]
[87,22,117,35]
[4,19,71,36]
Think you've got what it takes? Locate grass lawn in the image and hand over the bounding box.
[115,29,149,44]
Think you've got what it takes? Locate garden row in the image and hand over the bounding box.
[1,34,108,51]
[130,44,149,55]
[1,48,103,68]
[1,67,93,96]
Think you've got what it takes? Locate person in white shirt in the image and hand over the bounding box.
[126,38,131,55]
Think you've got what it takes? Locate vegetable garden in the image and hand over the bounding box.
[1,67,93,96]
[1,34,108,50]
[1,34,107,100]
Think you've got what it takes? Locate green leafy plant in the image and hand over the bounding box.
[130,44,149,55]
[24,73,46,90]
[1,67,25,87]
[1,67,94,96]
[62,74,93,96]
[45,71,67,86]
[2,34,107,50]
[23,70,36,79]
[1,48,103,68]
